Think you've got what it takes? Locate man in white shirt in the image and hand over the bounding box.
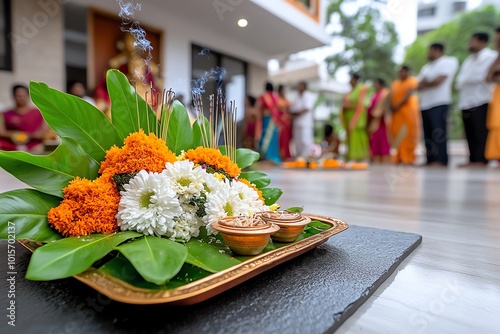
[290,81,315,158]
[456,32,497,167]
[418,43,459,166]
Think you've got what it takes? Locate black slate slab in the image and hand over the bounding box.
[1,225,421,334]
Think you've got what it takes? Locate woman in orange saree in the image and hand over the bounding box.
[390,66,420,165]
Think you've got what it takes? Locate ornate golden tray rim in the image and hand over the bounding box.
[19,214,348,305]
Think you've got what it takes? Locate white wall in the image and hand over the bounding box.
[0,0,65,108]
[248,63,268,98]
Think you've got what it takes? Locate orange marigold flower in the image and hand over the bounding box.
[99,129,176,177]
[47,176,120,237]
[184,147,241,178]
[238,178,265,202]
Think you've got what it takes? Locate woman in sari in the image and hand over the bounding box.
[367,78,390,163]
[277,84,292,160]
[389,66,420,165]
[0,84,48,152]
[342,74,369,161]
[485,28,500,161]
[257,82,282,164]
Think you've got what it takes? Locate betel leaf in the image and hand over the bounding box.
[286,206,304,213]
[261,187,283,206]
[220,147,260,170]
[115,236,187,285]
[25,231,141,280]
[29,81,123,162]
[98,255,211,290]
[239,171,271,189]
[185,238,241,273]
[165,101,193,154]
[192,116,211,148]
[0,137,99,197]
[0,189,62,242]
[106,69,158,139]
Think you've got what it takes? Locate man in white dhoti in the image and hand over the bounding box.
[290,81,315,158]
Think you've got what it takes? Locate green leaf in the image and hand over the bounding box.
[106,69,158,139]
[261,187,283,206]
[0,138,99,197]
[26,231,140,280]
[29,81,123,162]
[115,236,187,285]
[185,239,241,273]
[286,206,304,213]
[239,171,271,189]
[165,100,193,154]
[192,116,211,148]
[98,255,211,290]
[0,189,62,242]
[220,148,260,169]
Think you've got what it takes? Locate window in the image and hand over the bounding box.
[191,45,247,123]
[453,1,466,14]
[417,6,436,18]
[287,0,320,22]
[0,0,12,71]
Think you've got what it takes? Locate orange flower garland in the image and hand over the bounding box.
[183,147,241,178]
[99,130,176,178]
[47,176,120,237]
[238,178,265,202]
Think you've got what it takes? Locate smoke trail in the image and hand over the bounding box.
[196,48,211,59]
[191,66,227,95]
[116,0,153,82]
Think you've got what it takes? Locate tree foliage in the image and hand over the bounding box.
[325,0,399,83]
[404,5,500,73]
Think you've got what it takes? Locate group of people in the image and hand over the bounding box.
[244,81,315,163]
[343,29,500,167]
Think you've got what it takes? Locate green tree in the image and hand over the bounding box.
[325,0,399,84]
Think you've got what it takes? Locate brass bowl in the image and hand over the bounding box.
[258,211,312,243]
[211,217,280,256]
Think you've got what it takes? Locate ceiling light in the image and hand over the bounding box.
[237,19,248,28]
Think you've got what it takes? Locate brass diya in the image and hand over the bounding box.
[211,216,280,256]
[258,211,312,242]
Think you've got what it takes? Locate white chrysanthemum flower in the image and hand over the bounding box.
[202,172,223,194]
[204,180,248,227]
[163,160,207,201]
[231,180,265,213]
[169,212,202,242]
[116,170,183,237]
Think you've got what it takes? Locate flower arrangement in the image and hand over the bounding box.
[0,69,290,286]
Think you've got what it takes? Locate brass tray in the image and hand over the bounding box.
[19,214,348,305]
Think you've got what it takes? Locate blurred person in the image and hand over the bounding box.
[321,123,340,158]
[455,32,497,167]
[69,81,96,105]
[290,81,315,158]
[257,82,282,164]
[342,74,369,161]
[367,78,390,163]
[418,43,459,167]
[485,28,500,161]
[243,95,258,150]
[277,84,292,160]
[390,66,420,165]
[0,84,49,152]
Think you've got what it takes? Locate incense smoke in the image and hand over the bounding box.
[116,0,153,81]
[191,66,226,95]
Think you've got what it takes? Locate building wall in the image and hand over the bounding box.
[248,63,268,98]
[0,0,65,108]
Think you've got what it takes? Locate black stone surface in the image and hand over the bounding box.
[1,225,421,334]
